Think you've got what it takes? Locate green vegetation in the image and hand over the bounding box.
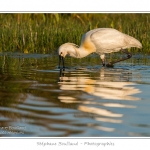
[0,13,149,54]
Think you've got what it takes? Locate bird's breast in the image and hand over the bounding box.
[82,40,96,53]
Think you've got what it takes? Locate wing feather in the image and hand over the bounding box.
[85,28,142,54]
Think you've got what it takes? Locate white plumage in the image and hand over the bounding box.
[58,28,142,68]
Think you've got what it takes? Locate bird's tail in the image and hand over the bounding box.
[127,35,142,49]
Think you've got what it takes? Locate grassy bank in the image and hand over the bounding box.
[0,13,149,54]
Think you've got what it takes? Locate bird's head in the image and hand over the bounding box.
[58,43,79,68]
[58,44,68,58]
[58,43,79,57]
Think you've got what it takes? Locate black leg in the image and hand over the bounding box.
[106,49,132,67]
[101,59,105,67]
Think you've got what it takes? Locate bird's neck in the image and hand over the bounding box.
[75,47,93,58]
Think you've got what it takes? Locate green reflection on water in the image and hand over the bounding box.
[0,52,150,136]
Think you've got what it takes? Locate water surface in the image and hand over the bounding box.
[0,52,150,137]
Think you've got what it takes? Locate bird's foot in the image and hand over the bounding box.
[106,63,114,68]
[102,63,105,67]
[127,53,132,58]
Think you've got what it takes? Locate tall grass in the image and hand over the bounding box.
[0,13,149,54]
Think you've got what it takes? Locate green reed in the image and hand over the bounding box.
[0,13,149,54]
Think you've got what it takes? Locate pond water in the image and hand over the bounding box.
[0,52,150,137]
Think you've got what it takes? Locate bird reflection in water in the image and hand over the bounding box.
[58,67,141,132]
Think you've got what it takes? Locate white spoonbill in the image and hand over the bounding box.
[58,28,142,68]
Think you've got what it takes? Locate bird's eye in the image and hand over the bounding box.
[60,52,63,56]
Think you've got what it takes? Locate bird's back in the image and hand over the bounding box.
[80,28,142,54]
